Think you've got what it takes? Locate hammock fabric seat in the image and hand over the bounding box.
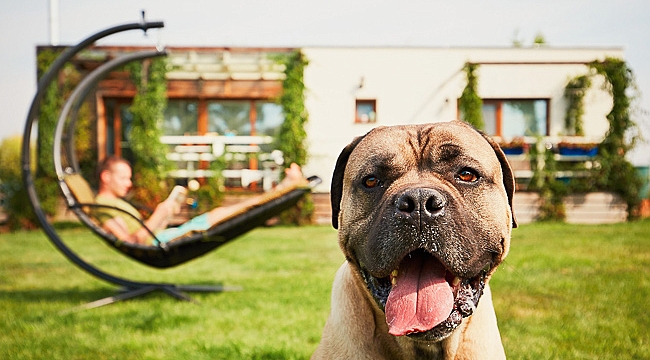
[63,173,321,269]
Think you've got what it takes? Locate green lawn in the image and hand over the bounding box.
[0,221,648,359]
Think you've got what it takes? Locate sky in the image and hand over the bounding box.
[1,0,649,165]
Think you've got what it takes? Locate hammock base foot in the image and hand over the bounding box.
[61,283,241,313]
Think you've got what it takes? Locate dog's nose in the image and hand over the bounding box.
[396,188,446,219]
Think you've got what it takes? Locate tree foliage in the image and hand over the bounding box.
[0,136,38,229]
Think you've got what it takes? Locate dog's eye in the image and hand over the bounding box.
[457,169,479,183]
[363,176,381,188]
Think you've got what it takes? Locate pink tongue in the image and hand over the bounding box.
[385,252,454,336]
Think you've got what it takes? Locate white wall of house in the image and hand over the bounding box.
[301,46,624,191]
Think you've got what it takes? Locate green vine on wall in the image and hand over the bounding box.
[458,62,484,130]
[125,58,172,209]
[35,49,65,219]
[589,57,642,217]
[0,47,99,228]
[543,57,642,220]
[278,51,309,167]
[528,139,567,220]
[564,75,591,136]
[529,58,641,221]
[276,50,313,225]
[31,49,95,223]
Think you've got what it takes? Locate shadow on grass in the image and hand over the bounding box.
[0,281,229,307]
[0,288,118,303]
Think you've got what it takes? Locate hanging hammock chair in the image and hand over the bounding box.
[21,18,320,309]
[60,172,320,269]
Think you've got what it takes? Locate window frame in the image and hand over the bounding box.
[355,99,377,124]
[463,98,550,137]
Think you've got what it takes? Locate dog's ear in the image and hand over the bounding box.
[331,135,366,229]
[479,132,518,228]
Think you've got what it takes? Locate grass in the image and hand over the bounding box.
[0,221,649,359]
[492,221,650,359]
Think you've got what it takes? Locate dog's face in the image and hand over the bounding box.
[330,121,516,342]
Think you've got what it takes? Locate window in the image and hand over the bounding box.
[208,101,252,136]
[104,99,135,162]
[480,99,549,137]
[149,99,284,137]
[255,102,284,137]
[163,100,199,135]
[104,97,284,171]
[207,100,284,136]
[355,99,377,124]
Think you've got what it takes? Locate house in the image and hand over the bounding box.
[43,44,629,223]
[300,46,621,190]
[297,46,628,224]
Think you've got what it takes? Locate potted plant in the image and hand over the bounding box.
[499,137,529,155]
[557,141,599,157]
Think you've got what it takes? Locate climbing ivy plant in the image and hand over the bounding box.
[564,74,591,136]
[278,51,309,167]
[35,49,64,219]
[539,58,642,220]
[528,58,641,221]
[528,139,567,221]
[32,49,95,222]
[458,62,484,130]
[125,58,172,209]
[589,57,642,217]
[276,50,313,225]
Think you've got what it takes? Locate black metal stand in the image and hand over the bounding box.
[21,17,234,310]
[64,284,242,312]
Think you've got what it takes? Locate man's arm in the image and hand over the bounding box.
[101,200,177,245]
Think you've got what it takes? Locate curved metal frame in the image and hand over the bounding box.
[21,19,227,310]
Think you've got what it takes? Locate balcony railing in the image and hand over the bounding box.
[494,136,601,188]
[160,135,284,190]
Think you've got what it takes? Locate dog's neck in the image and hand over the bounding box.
[395,337,445,359]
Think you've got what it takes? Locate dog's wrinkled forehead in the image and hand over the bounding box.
[346,122,501,176]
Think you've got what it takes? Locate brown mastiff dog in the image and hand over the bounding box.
[313,121,516,360]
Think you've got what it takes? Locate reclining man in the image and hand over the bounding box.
[93,156,305,245]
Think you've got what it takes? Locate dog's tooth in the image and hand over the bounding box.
[452,277,461,287]
[391,270,398,286]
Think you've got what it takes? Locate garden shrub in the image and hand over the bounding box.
[0,136,38,229]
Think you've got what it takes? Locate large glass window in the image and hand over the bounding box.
[163,100,198,135]
[255,102,284,137]
[207,100,283,136]
[119,104,135,160]
[111,98,283,140]
[104,98,134,162]
[482,99,548,137]
[208,101,251,136]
